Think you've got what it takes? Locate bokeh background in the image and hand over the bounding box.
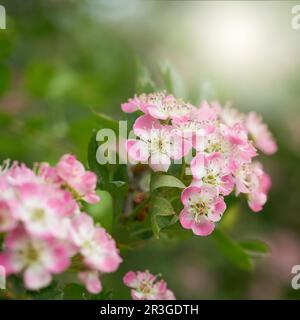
[1,0,300,299]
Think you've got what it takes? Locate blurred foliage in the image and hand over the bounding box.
[0,0,300,300]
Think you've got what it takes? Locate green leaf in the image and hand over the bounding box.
[30,281,63,300]
[150,174,186,191]
[151,196,175,216]
[218,203,240,231]
[212,229,253,271]
[150,196,178,239]
[86,190,113,232]
[240,240,270,256]
[92,110,119,133]
[159,61,186,98]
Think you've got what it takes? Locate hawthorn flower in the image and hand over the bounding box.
[0,176,18,232]
[15,182,76,239]
[214,102,245,127]
[121,92,194,122]
[147,94,194,122]
[235,162,271,212]
[70,213,122,273]
[0,200,17,233]
[121,92,163,114]
[127,115,191,172]
[179,186,226,236]
[245,112,277,155]
[56,154,100,204]
[191,152,234,195]
[172,101,217,145]
[123,270,175,300]
[196,123,257,171]
[0,156,122,294]
[0,227,71,290]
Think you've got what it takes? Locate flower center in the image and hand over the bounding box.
[189,200,208,221]
[203,174,218,186]
[25,245,40,264]
[31,208,45,221]
[139,281,153,296]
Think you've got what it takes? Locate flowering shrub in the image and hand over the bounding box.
[0,81,277,299]
[0,155,122,294]
[124,92,276,236]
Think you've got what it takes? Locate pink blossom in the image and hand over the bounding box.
[78,270,102,294]
[56,154,100,204]
[179,186,226,236]
[234,162,270,212]
[127,115,191,172]
[245,112,277,155]
[121,93,156,114]
[6,163,39,186]
[191,152,234,196]
[15,182,76,239]
[123,270,175,300]
[0,227,71,290]
[121,92,194,122]
[147,94,194,122]
[213,101,245,127]
[0,200,17,233]
[172,101,217,146]
[70,213,122,273]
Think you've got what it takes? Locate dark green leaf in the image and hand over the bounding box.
[240,240,270,255]
[150,195,178,239]
[92,110,119,133]
[212,229,253,271]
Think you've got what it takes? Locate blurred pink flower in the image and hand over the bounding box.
[123,270,175,300]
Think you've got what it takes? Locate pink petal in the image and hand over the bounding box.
[149,153,171,172]
[179,209,194,229]
[126,140,149,162]
[123,271,138,288]
[192,220,215,236]
[24,265,52,290]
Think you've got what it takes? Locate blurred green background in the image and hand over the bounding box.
[1,0,300,299]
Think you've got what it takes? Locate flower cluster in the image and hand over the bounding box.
[122,92,277,236]
[123,270,175,300]
[0,154,122,293]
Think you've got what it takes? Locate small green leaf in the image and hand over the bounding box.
[212,229,253,271]
[240,240,270,255]
[92,110,119,133]
[151,196,175,216]
[150,196,178,239]
[86,190,113,232]
[150,174,186,191]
